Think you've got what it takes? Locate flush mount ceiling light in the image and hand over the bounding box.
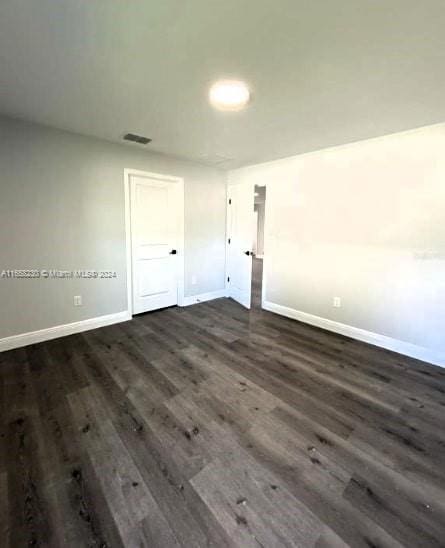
[209,80,251,111]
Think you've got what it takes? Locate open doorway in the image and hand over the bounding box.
[226,181,265,310]
[252,184,266,308]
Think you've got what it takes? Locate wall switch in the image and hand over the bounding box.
[74,295,82,307]
[191,275,197,285]
[333,297,341,308]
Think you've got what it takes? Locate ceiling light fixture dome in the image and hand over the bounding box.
[209,80,251,111]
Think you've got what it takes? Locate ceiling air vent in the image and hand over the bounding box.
[123,133,152,145]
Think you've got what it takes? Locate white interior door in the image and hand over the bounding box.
[227,182,255,308]
[130,175,181,314]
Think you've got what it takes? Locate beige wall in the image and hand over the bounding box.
[230,124,445,365]
[0,116,227,339]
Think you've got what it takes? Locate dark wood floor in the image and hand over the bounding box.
[1,274,445,546]
[251,257,263,309]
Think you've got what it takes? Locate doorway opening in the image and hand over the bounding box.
[252,184,266,309]
[226,181,265,310]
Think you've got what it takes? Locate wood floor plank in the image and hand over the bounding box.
[107,390,232,547]
[68,385,181,547]
[0,471,9,548]
[6,401,52,546]
[191,455,322,548]
[238,412,408,548]
[343,474,442,547]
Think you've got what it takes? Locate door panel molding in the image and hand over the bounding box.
[124,169,184,316]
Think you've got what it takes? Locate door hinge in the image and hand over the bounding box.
[228,238,231,244]
[228,199,232,205]
[227,276,230,283]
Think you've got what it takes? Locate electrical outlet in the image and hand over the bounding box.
[333,297,341,308]
[191,275,197,285]
[74,295,82,307]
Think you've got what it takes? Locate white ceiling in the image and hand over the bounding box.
[1,1,444,169]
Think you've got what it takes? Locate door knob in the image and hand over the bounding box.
[244,250,252,256]
[169,249,177,255]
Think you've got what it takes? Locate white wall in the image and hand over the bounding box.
[255,203,265,256]
[0,116,227,340]
[229,124,445,366]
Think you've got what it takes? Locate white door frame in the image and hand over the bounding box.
[124,168,185,316]
[260,182,268,308]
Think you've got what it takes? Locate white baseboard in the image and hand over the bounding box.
[181,289,227,307]
[262,300,445,368]
[0,311,132,353]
